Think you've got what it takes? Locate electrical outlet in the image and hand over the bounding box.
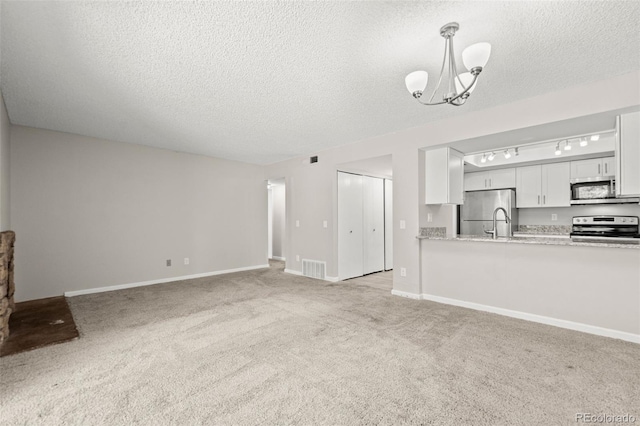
[400,220,406,229]
[551,214,558,221]
[323,220,328,228]
[296,220,300,228]
[184,258,190,265]
[400,268,407,277]
[427,213,433,222]
[166,259,171,267]
[296,255,300,262]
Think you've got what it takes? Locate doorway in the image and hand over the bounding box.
[267,179,286,264]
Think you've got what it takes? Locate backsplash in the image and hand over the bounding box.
[517,225,572,235]
[420,227,446,238]
[518,204,640,226]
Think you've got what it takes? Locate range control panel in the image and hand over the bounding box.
[572,216,639,225]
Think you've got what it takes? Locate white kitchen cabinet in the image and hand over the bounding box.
[570,156,615,179]
[603,157,616,177]
[516,166,542,208]
[541,162,571,207]
[616,111,640,196]
[425,147,464,204]
[464,168,516,191]
[516,162,570,208]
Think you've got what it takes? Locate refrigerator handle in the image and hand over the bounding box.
[537,195,540,205]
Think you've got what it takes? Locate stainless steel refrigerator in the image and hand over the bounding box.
[460,189,518,237]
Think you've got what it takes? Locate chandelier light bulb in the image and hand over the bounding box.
[462,42,492,71]
[487,152,495,161]
[480,153,487,163]
[555,143,562,156]
[564,140,571,151]
[405,71,429,97]
[454,72,477,95]
[590,134,600,141]
[580,138,588,147]
[503,150,511,159]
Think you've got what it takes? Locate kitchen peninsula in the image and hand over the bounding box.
[411,231,640,343]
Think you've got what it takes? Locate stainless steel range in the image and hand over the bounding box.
[571,216,640,243]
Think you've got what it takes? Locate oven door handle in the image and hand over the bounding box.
[571,235,640,243]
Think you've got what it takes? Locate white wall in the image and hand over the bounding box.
[271,184,285,259]
[0,91,10,231]
[10,126,267,301]
[419,239,640,341]
[266,71,640,295]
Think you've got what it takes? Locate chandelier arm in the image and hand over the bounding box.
[415,97,448,106]
[427,37,449,104]
[448,72,480,104]
[448,37,465,91]
[447,37,456,95]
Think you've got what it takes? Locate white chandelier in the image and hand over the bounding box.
[405,22,491,106]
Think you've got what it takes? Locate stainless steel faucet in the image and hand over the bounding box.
[484,207,511,239]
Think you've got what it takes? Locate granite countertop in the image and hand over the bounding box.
[416,232,640,250]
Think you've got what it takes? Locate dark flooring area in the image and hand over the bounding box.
[0,296,79,357]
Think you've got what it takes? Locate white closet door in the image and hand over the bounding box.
[338,172,364,280]
[384,179,393,271]
[363,176,385,275]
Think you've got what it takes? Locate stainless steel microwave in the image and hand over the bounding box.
[570,179,639,205]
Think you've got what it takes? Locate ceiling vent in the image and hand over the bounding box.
[310,156,318,164]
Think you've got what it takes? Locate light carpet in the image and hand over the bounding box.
[1,261,639,425]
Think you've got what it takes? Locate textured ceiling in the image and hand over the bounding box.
[1,1,639,164]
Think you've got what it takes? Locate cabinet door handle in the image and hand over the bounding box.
[598,164,601,175]
[489,178,492,187]
[543,195,546,204]
[605,163,608,174]
[484,179,487,188]
[538,195,540,205]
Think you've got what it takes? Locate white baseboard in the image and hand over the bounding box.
[285,269,340,283]
[390,290,640,343]
[270,256,285,261]
[422,293,640,344]
[391,289,422,300]
[64,264,270,297]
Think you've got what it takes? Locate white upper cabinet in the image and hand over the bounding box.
[516,165,542,208]
[516,162,570,208]
[541,162,571,207]
[424,147,464,204]
[570,156,615,179]
[464,168,516,191]
[616,111,640,197]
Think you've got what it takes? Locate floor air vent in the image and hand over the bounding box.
[302,259,326,280]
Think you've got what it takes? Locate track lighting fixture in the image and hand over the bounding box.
[564,140,571,151]
[590,134,600,141]
[487,152,495,161]
[503,150,511,159]
[480,153,487,163]
[555,143,562,156]
[580,138,588,147]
